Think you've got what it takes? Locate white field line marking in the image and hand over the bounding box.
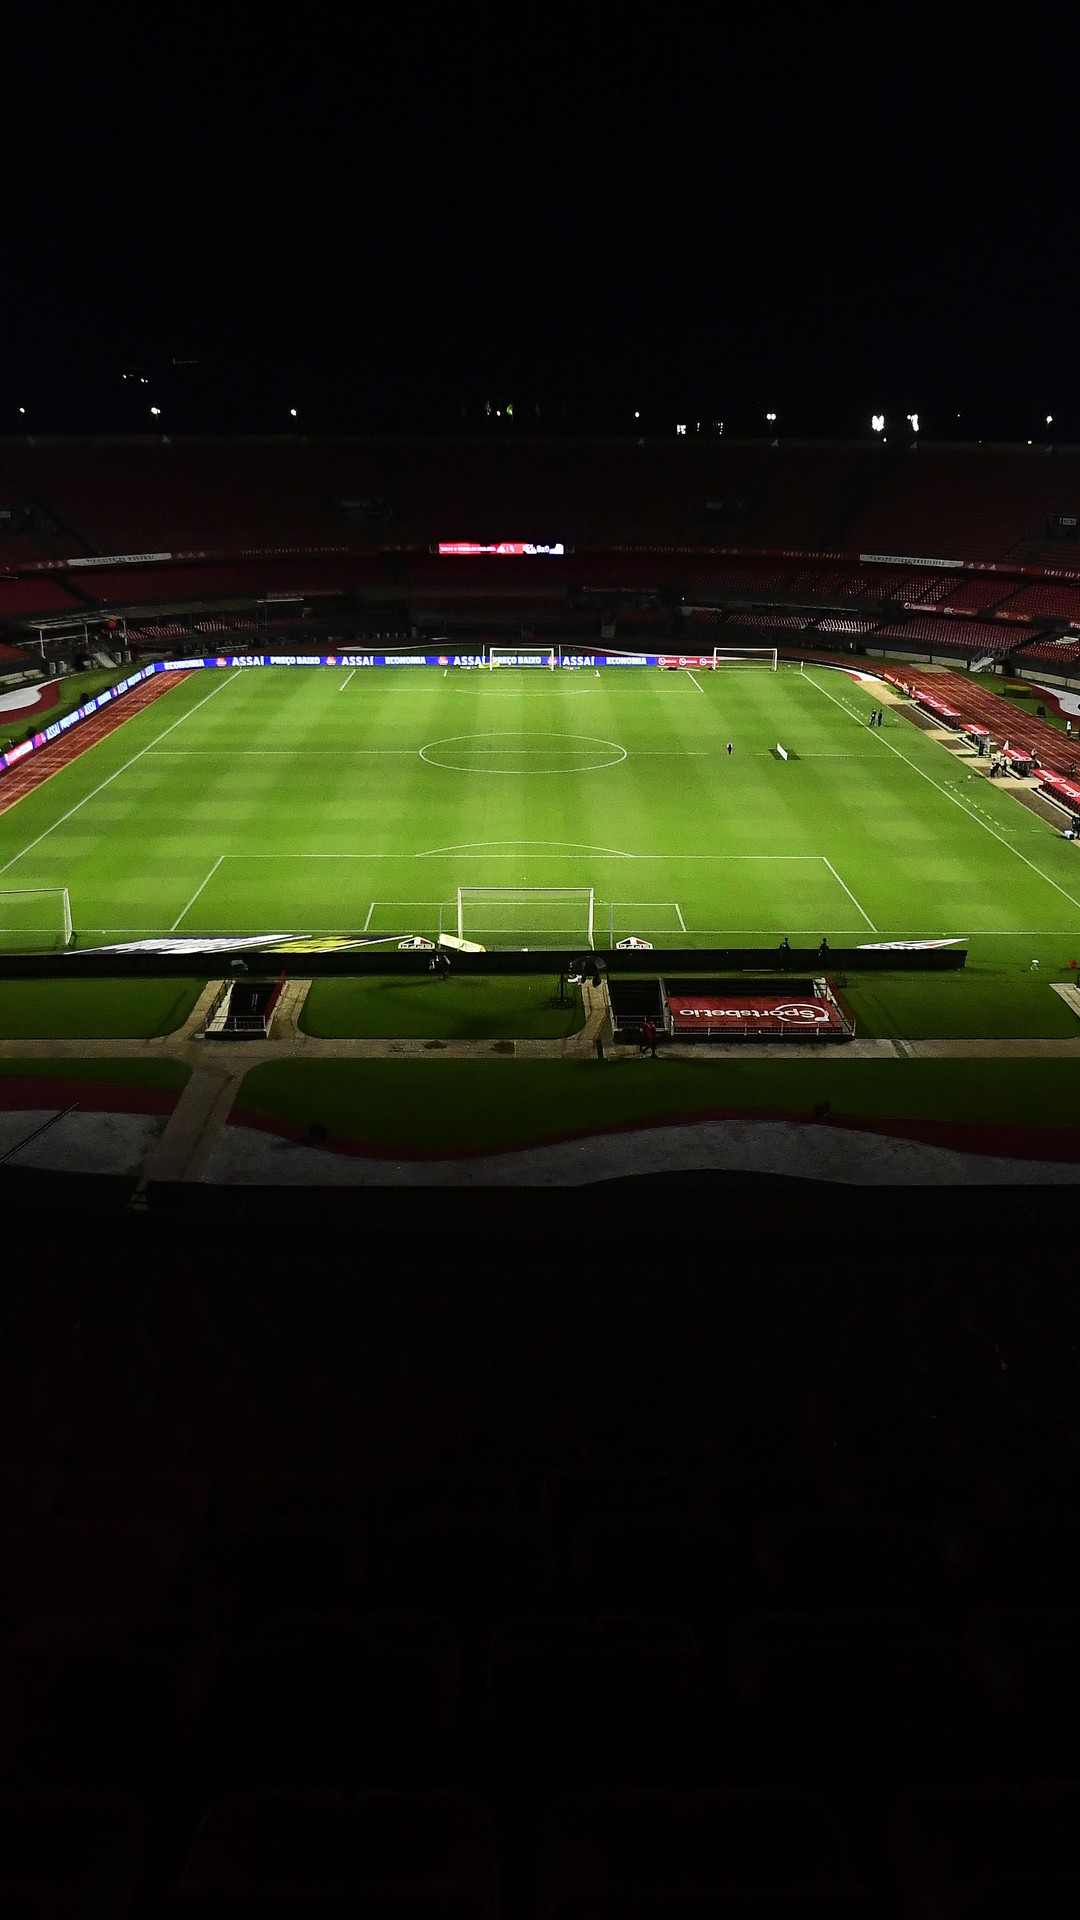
[146,749,418,756]
[84,923,1071,940]
[171,856,225,932]
[218,850,825,861]
[417,839,636,858]
[675,901,688,932]
[339,669,356,690]
[686,671,708,694]
[822,856,878,932]
[0,669,244,877]
[362,902,376,931]
[78,924,885,938]
[802,667,1080,914]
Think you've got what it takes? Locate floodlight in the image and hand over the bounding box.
[676,424,687,435]
[907,413,919,432]
[634,410,640,419]
[150,406,161,416]
[871,414,885,432]
[766,412,777,422]
[1047,415,1054,425]
[289,408,297,417]
[17,407,24,415]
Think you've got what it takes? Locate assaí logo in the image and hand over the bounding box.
[452,655,484,667]
[339,655,375,667]
[564,655,596,667]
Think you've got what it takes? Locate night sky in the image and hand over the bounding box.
[3,14,1076,437]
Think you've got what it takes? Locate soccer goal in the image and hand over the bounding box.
[457,886,595,946]
[0,887,73,952]
[489,647,557,670]
[710,647,779,670]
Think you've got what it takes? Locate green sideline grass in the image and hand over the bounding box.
[0,661,1078,1045]
[300,974,584,1040]
[233,1057,1080,1158]
[0,978,204,1040]
[842,958,1080,1040]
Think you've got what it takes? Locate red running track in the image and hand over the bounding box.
[0,672,190,817]
[877,666,1078,775]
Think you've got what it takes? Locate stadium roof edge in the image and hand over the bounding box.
[0,434,1077,454]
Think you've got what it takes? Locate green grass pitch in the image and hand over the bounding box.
[0,660,1078,1043]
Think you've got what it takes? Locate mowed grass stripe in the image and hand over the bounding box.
[0,667,1075,965]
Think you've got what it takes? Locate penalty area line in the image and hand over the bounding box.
[822,857,878,932]
[171,855,225,932]
[339,669,356,691]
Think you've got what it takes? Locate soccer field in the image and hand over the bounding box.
[0,661,1079,965]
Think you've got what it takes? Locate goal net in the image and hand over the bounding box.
[0,887,73,952]
[711,647,778,670]
[489,647,557,670]
[457,887,595,946]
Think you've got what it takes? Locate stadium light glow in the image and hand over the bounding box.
[676,424,687,435]
[766,412,777,422]
[150,406,161,416]
[907,413,920,432]
[634,411,640,419]
[17,407,25,415]
[871,415,885,432]
[290,408,297,417]
[1047,414,1054,425]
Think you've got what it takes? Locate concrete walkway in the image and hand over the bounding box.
[0,974,1078,1186]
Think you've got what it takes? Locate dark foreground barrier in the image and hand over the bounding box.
[0,944,967,980]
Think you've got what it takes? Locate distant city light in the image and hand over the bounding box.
[907,413,920,433]
[871,415,885,433]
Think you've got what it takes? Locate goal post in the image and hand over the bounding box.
[0,887,73,952]
[710,647,778,670]
[457,886,595,946]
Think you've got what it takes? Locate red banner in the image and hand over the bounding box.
[668,995,845,1035]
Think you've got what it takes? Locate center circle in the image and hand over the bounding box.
[419,731,628,774]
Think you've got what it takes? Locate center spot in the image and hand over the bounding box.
[419,732,628,774]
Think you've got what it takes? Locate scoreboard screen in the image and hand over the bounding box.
[437,542,566,556]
